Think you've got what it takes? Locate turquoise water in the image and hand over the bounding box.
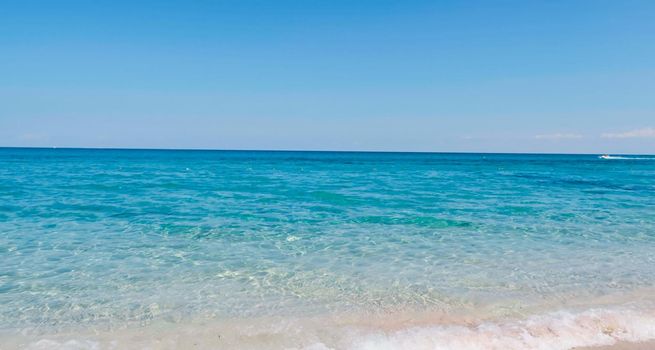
[1,148,655,349]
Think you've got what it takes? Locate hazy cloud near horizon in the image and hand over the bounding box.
[601,127,655,139]
[533,127,655,141]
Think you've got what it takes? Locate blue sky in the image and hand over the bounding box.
[1,0,654,153]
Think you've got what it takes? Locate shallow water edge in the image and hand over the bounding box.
[4,301,655,350]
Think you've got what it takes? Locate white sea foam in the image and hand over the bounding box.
[13,307,655,350]
[599,155,655,160]
[344,308,655,350]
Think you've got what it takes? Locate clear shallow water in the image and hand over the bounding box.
[1,148,655,349]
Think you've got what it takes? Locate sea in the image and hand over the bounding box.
[1,148,655,349]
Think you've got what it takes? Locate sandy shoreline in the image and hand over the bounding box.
[5,307,655,350]
[578,341,655,349]
[6,294,655,349]
[10,336,655,350]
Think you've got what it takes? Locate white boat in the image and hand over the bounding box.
[599,154,611,159]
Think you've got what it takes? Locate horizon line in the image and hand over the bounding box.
[0,146,651,156]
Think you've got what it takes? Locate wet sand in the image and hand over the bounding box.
[578,341,655,349]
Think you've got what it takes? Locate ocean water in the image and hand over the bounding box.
[1,148,655,349]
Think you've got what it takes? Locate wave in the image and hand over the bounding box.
[341,308,655,350]
[14,306,655,350]
[600,155,655,160]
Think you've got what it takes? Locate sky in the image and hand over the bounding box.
[1,0,654,153]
